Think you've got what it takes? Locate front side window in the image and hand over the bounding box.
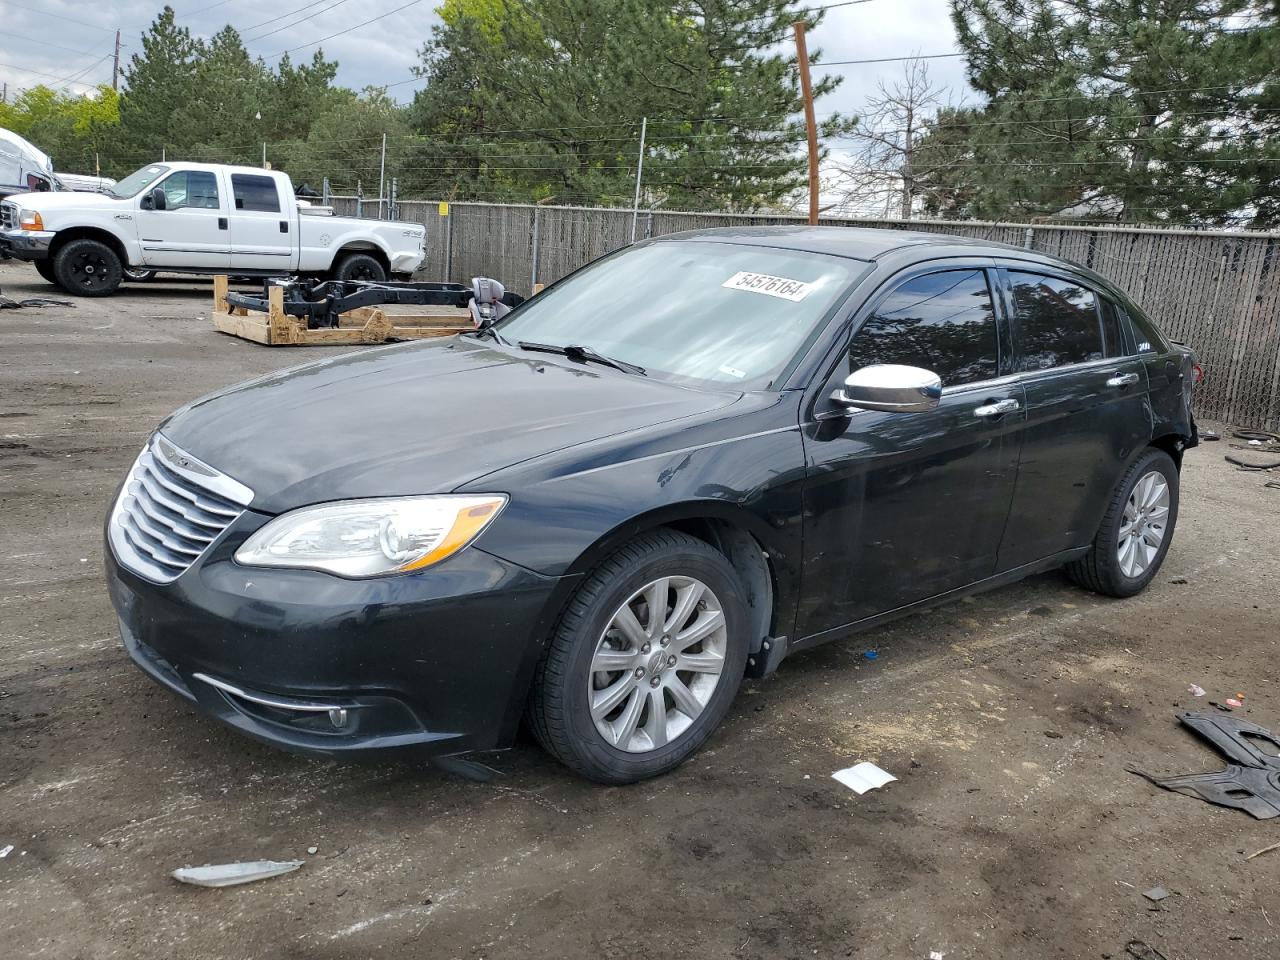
[847,269,999,387]
[495,240,865,387]
[231,174,280,212]
[1009,271,1104,370]
[112,164,168,199]
[159,171,220,210]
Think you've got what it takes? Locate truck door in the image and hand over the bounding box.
[227,173,296,273]
[135,169,231,269]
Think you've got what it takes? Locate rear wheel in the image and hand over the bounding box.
[331,252,386,283]
[33,259,58,285]
[52,239,123,296]
[123,268,157,282]
[529,530,749,783]
[1065,448,1179,598]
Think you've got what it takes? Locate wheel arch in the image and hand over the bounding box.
[49,227,131,266]
[329,241,390,274]
[1149,431,1191,470]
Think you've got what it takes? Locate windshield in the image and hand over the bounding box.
[109,164,169,199]
[496,241,864,388]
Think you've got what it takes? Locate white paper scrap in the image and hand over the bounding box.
[721,271,814,302]
[0,845,13,859]
[832,762,897,795]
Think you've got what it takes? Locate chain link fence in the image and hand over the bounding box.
[328,197,1280,431]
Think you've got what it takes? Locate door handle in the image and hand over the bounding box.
[1106,372,1140,388]
[217,217,228,230]
[973,398,1020,418]
[279,220,289,233]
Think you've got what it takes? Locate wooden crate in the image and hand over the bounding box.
[210,276,473,346]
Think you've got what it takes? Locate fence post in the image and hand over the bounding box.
[444,208,454,282]
[322,176,330,205]
[355,180,363,219]
[1023,227,1034,249]
[390,178,398,221]
[530,205,541,294]
[630,117,647,243]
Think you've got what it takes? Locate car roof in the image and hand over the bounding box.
[658,224,1028,262]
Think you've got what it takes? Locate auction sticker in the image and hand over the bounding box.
[721,271,814,302]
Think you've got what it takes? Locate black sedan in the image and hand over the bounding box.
[105,227,1198,783]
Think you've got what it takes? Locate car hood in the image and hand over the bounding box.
[11,190,122,212]
[160,337,740,513]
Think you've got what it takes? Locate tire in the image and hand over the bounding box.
[529,530,750,784]
[123,268,157,282]
[33,259,58,284]
[52,238,123,296]
[1065,448,1179,598]
[331,252,386,283]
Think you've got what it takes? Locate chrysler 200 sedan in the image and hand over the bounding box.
[105,227,1198,783]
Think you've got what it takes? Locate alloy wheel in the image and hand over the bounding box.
[588,576,728,753]
[1117,470,1170,578]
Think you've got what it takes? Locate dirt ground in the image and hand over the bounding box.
[1,259,1278,960]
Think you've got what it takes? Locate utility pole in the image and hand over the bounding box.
[793,21,820,226]
[630,116,647,243]
[112,30,121,92]
[377,133,387,219]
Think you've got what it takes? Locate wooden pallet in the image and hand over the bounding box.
[210,275,473,346]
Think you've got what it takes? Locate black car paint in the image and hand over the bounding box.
[105,226,1197,759]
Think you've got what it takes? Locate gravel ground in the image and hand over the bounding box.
[2,260,1278,960]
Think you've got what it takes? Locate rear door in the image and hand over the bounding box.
[993,266,1151,569]
[796,262,1024,638]
[226,173,296,272]
[135,169,230,268]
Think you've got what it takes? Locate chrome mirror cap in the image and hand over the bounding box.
[833,364,943,413]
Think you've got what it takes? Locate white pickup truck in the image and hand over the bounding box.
[0,162,426,296]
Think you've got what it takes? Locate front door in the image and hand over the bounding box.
[135,169,230,268]
[226,173,296,272]
[993,267,1153,568]
[796,264,1024,640]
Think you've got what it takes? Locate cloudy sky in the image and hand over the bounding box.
[3,0,975,120]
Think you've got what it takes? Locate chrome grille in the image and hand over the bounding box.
[109,435,253,583]
[0,202,16,230]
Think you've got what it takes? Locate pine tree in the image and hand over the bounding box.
[408,0,851,209]
[916,0,1280,226]
[117,6,202,168]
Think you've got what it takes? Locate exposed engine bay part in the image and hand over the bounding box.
[1129,712,1280,819]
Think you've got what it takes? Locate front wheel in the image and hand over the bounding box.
[1065,448,1180,598]
[52,238,123,296]
[529,530,749,783]
[33,259,58,285]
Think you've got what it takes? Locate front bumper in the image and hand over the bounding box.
[0,228,55,261]
[105,517,567,759]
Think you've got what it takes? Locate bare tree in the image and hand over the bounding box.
[833,60,952,219]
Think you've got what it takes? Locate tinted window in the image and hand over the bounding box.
[1123,303,1162,354]
[159,171,219,210]
[848,270,998,386]
[1099,297,1128,357]
[231,174,280,212]
[1009,272,1103,370]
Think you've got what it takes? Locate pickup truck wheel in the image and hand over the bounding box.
[53,239,123,296]
[528,530,749,784]
[123,268,157,282]
[332,253,386,283]
[34,260,58,285]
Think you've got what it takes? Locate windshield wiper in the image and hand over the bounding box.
[516,341,646,376]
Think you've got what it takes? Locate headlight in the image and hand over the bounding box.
[18,209,44,230]
[234,495,506,578]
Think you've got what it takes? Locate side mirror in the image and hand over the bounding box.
[142,187,166,211]
[833,364,942,413]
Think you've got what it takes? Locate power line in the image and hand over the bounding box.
[4,34,106,58]
[815,53,965,67]
[4,2,118,33]
[245,0,357,44]
[239,0,338,33]
[270,0,425,57]
[0,59,108,90]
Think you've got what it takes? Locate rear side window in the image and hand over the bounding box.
[231,174,280,212]
[848,269,998,387]
[1008,272,1103,371]
[159,171,220,210]
[1099,298,1128,357]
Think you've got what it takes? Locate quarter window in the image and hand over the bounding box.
[1008,272,1104,370]
[848,270,999,386]
[231,174,280,212]
[1099,297,1128,357]
[159,171,219,210]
